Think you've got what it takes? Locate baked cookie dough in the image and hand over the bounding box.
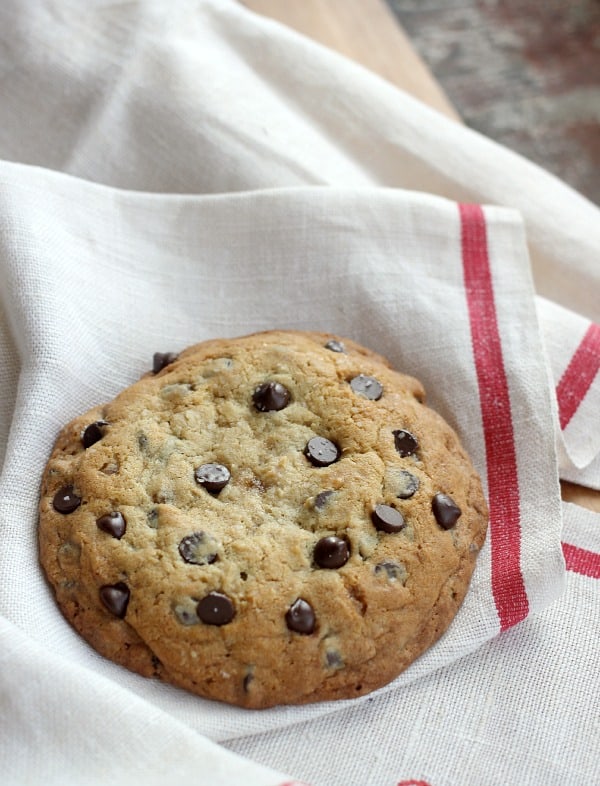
[39,331,488,708]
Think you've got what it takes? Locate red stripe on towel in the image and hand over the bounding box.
[460,203,529,630]
[562,542,600,579]
[556,322,600,430]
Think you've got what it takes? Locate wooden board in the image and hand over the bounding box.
[238,0,600,515]
[561,481,600,513]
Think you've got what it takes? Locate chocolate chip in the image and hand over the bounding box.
[371,504,405,533]
[374,561,407,582]
[392,429,418,457]
[152,352,178,374]
[349,374,383,401]
[325,339,345,353]
[52,486,81,514]
[194,463,231,493]
[305,436,340,467]
[396,470,420,499]
[285,598,315,634]
[99,582,130,618]
[151,655,162,672]
[432,493,462,530]
[173,602,199,626]
[314,490,334,510]
[325,650,344,669]
[314,536,350,569]
[58,541,80,563]
[197,592,235,625]
[252,381,291,412]
[96,512,126,539]
[81,420,108,449]
[178,532,218,565]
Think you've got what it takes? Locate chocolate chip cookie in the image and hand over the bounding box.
[39,331,488,708]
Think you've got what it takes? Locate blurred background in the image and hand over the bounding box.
[387,0,600,205]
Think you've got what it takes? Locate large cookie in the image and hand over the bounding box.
[39,331,488,708]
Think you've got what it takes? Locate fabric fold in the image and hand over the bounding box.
[537,297,600,478]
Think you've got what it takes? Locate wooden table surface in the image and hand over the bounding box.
[239,0,600,513]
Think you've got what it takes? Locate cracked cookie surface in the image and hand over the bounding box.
[39,331,488,708]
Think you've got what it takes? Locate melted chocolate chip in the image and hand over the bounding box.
[173,603,199,626]
[392,429,418,457]
[314,536,350,569]
[371,504,405,533]
[152,352,178,374]
[285,598,315,634]
[305,436,340,467]
[96,512,126,539]
[325,650,344,669]
[374,561,406,581]
[349,374,383,401]
[314,490,334,510]
[396,470,420,499]
[325,339,345,353]
[194,463,231,493]
[52,486,81,514]
[81,420,108,449]
[197,592,235,626]
[99,582,130,618]
[432,493,462,530]
[178,532,218,565]
[252,381,291,412]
